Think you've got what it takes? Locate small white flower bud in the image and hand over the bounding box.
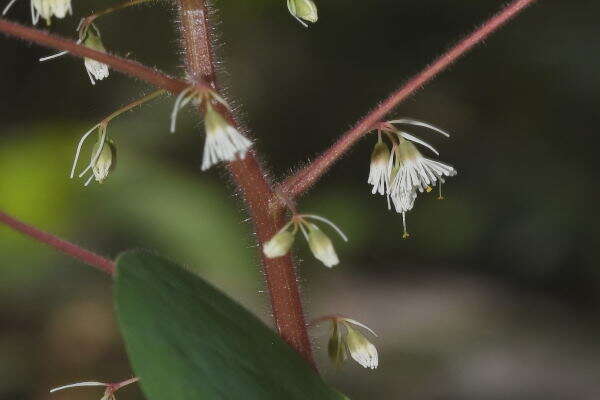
[345,325,379,369]
[306,222,339,268]
[263,227,296,258]
[368,136,391,196]
[91,139,116,183]
[82,25,110,85]
[286,0,318,27]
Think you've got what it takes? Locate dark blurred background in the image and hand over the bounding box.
[2,0,600,399]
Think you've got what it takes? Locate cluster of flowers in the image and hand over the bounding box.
[367,119,457,237]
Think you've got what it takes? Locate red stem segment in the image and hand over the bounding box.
[0,18,192,94]
[176,0,314,364]
[0,211,115,275]
[280,0,540,198]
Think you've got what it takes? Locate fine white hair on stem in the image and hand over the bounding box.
[170,87,195,133]
[343,318,378,337]
[399,131,440,155]
[50,382,107,393]
[389,118,451,137]
[39,51,69,62]
[2,0,18,15]
[301,214,348,242]
[70,124,100,178]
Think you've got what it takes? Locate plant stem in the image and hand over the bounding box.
[0,211,115,275]
[79,0,153,31]
[175,0,315,365]
[0,18,192,94]
[102,89,166,124]
[280,0,540,198]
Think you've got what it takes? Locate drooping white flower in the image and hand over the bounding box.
[38,24,109,85]
[388,136,456,195]
[202,102,252,170]
[70,123,117,186]
[82,25,110,85]
[50,377,138,400]
[326,317,379,369]
[368,132,391,195]
[170,89,252,170]
[263,223,297,258]
[2,0,72,25]
[287,0,318,28]
[263,214,348,268]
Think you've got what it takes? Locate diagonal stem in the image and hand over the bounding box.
[0,18,195,94]
[280,0,540,198]
[0,211,115,275]
[175,0,314,365]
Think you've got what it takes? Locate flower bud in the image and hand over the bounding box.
[368,139,391,195]
[328,319,347,368]
[345,325,379,369]
[91,139,116,183]
[306,222,339,268]
[263,228,296,258]
[287,0,318,27]
[82,25,110,85]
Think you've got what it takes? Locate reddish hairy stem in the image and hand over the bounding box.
[0,211,115,275]
[176,0,314,364]
[280,0,540,198]
[0,18,192,93]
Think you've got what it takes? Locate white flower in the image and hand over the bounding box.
[202,102,252,171]
[388,137,456,195]
[263,227,296,258]
[287,0,318,28]
[170,88,252,170]
[326,317,379,369]
[50,378,138,400]
[82,25,110,85]
[91,138,116,183]
[367,133,391,195]
[305,222,339,268]
[2,0,72,25]
[263,214,348,268]
[70,123,116,186]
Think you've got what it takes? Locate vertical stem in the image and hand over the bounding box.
[175,0,314,365]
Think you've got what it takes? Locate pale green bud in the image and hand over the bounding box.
[306,222,339,268]
[287,0,318,27]
[91,139,116,183]
[82,26,109,85]
[344,325,379,369]
[263,228,296,259]
[328,320,347,368]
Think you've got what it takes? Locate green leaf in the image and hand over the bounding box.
[114,250,348,400]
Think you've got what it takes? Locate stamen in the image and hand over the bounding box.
[399,131,440,155]
[50,382,107,393]
[170,87,195,133]
[402,212,410,239]
[342,318,378,337]
[2,0,18,15]
[39,51,69,62]
[301,214,348,242]
[389,118,451,137]
[70,124,100,178]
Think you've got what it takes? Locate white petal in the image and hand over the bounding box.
[50,382,107,393]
